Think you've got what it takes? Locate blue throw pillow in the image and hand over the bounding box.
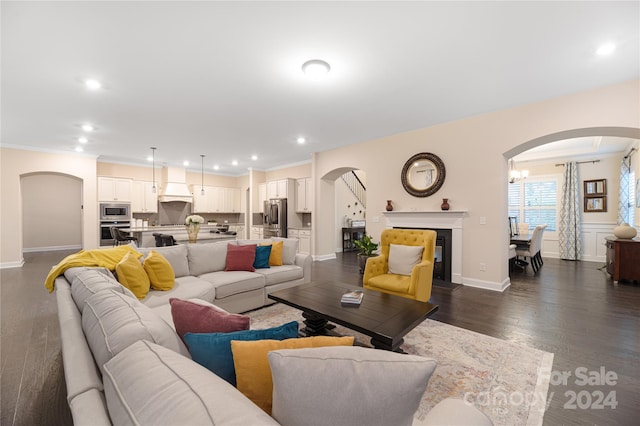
[183,321,299,386]
[253,244,272,269]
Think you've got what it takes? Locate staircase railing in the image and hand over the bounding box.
[341,171,366,208]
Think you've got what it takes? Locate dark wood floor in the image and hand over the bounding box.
[1,251,638,425]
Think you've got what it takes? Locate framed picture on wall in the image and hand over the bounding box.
[584,196,607,213]
[583,179,607,196]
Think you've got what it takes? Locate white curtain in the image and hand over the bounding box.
[618,156,631,224]
[559,162,581,260]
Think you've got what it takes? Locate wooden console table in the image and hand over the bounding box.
[605,236,640,282]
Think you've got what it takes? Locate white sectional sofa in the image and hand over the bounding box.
[54,239,494,425]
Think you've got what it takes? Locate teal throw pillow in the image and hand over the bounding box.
[183,321,299,386]
[253,245,272,269]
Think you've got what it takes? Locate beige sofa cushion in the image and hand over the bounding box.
[187,241,231,276]
[82,289,189,373]
[198,271,265,299]
[71,269,136,310]
[138,245,190,277]
[255,265,304,286]
[268,346,437,426]
[141,276,216,308]
[103,340,279,426]
[271,237,299,265]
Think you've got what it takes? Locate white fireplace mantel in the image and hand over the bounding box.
[382,211,467,284]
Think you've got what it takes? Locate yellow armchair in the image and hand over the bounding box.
[363,229,436,302]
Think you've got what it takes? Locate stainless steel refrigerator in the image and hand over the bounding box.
[263,198,287,238]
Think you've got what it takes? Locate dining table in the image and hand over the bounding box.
[510,233,532,249]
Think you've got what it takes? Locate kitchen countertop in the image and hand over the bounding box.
[124,224,232,232]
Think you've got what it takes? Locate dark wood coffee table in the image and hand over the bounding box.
[267,281,439,352]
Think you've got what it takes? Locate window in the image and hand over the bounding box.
[508,178,558,232]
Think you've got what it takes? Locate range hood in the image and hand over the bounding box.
[158,166,193,203]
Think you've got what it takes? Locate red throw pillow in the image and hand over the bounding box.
[225,244,256,272]
[169,298,250,341]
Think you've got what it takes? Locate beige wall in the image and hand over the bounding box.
[21,173,83,250]
[1,148,98,266]
[265,163,311,181]
[313,79,640,290]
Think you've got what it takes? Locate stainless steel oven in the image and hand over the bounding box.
[100,220,131,246]
[100,203,131,221]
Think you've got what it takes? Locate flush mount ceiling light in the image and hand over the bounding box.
[78,136,88,144]
[213,165,220,170]
[81,124,94,132]
[183,160,189,166]
[596,43,616,55]
[251,155,258,161]
[297,137,306,144]
[75,146,84,152]
[302,59,330,80]
[84,79,102,90]
[231,160,238,166]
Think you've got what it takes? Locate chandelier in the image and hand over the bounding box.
[509,159,528,184]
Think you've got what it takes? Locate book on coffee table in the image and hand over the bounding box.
[341,290,364,305]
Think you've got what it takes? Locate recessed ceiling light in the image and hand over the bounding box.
[78,136,88,144]
[183,160,189,166]
[81,124,94,132]
[232,160,238,166]
[213,165,220,170]
[147,155,153,162]
[297,137,306,144]
[302,59,331,81]
[84,79,102,90]
[251,155,258,161]
[75,146,84,152]
[596,43,616,55]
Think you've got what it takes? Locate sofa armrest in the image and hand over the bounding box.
[410,260,434,302]
[55,276,111,422]
[294,253,312,283]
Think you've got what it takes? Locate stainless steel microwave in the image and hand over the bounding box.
[100,203,131,221]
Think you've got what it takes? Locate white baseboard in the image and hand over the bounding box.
[462,276,511,292]
[22,245,82,253]
[0,259,25,269]
[313,253,337,261]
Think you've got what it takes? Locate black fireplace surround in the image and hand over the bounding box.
[393,227,452,282]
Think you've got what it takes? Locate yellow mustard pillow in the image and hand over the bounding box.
[115,252,150,299]
[260,240,283,266]
[231,336,354,414]
[143,250,175,291]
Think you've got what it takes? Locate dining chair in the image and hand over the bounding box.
[515,224,547,273]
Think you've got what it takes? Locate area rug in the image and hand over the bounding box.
[247,303,554,426]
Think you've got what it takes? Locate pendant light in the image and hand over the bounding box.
[200,154,205,195]
[150,147,157,193]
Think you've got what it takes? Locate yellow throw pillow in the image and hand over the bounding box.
[115,252,150,299]
[260,241,283,266]
[231,336,354,414]
[143,250,175,291]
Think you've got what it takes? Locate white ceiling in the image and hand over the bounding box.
[2,1,639,176]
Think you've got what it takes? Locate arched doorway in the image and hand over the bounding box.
[503,126,640,265]
[21,172,83,252]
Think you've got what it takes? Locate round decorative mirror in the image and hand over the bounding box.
[401,152,446,197]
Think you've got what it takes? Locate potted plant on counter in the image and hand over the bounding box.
[353,234,379,274]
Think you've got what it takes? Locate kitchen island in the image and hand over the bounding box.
[124,225,237,247]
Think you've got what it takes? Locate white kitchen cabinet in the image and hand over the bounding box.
[267,179,293,199]
[98,177,132,202]
[191,185,211,213]
[192,186,240,213]
[251,226,263,240]
[296,178,313,213]
[223,188,241,212]
[131,181,158,213]
[287,228,310,254]
[299,229,311,254]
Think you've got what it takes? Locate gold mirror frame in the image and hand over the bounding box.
[401,152,446,197]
